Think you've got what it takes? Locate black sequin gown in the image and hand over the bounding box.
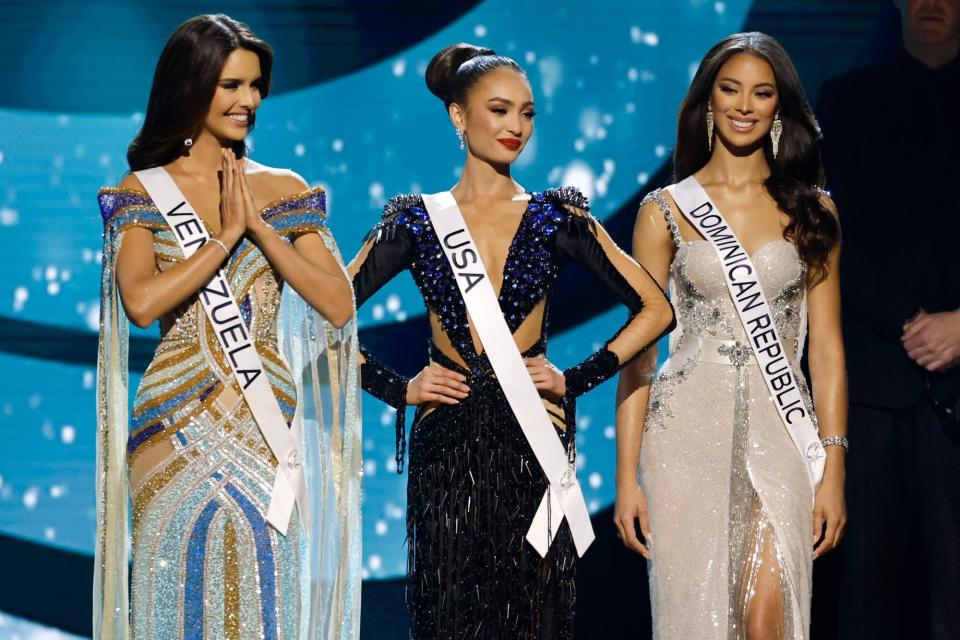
[353,188,672,639]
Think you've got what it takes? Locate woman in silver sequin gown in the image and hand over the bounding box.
[614,33,847,640]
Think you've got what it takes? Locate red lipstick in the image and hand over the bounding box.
[498,138,521,151]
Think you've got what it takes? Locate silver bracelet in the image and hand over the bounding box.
[820,435,849,451]
[209,237,230,257]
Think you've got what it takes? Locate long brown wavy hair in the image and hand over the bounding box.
[127,14,273,171]
[674,32,839,284]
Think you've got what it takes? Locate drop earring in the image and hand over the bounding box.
[456,129,465,150]
[771,113,782,159]
[706,105,714,151]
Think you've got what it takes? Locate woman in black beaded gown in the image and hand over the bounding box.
[348,43,675,639]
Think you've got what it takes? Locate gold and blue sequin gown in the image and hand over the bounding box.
[639,190,815,639]
[354,188,672,639]
[95,186,359,640]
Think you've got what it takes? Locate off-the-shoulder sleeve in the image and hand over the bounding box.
[351,195,420,472]
[262,187,329,239]
[548,188,675,398]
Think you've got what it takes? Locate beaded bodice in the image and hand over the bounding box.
[645,189,807,355]
[97,186,328,456]
[368,188,589,371]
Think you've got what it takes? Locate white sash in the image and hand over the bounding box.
[667,176,824,491]
[421,191,595,557]
[135,167,306,534]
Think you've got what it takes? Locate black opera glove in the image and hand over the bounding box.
[562,347,622,398]
[359,345,410,473]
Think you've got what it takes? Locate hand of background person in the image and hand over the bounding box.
[524,355,566,401]
[812,473,846,559]
[613,482,652,558]
[902,309,960,373]
[406,362,470,405]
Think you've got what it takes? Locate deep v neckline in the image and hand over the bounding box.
[446,192,533,300]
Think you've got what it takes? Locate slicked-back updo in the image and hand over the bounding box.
[425,43,525,107]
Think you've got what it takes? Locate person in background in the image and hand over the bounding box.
[818,1,960,637]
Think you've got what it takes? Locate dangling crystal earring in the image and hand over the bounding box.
[706,105,714,151]
[771,113,783,159]
[184,137,193,148]
[456,129,465,150]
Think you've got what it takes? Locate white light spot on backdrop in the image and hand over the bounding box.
[41,420,54,439]
[331,139,344,153]
[363,460,377,477]
[525,51,536,64]
[368,555,383,571]
[99,154,111,168]
[626,102,636,114]
[473,24,487,38]
[391,59,406,77]
[380,406,395,427]
[604,425,616,440]
[655,144,668,158]
[643,32,660,46]
[396,311,407,321]
[561,161,595,202]
[1,404,10,416]
[363,438,375,452]
[588,472,603,489]
[13,286,28,312]
[44,527,56,541]
[294,143,306,157]
[83,370,95,390]
[630,26,642,44]
[715,1,726,13]
[28,394,41,410]
[50,485,66,498]
[579,108,602,141]
[386,458,398,473]
[637,172,650,185]
[0,150,4,165]
[23,487,39,509]
[573,139,586,153]
[57,115,70,126]
[0,206,16,226]
[61,425,76,445]
[627,68,638,82]
[385,294,401,313]
[84,302,100,331]
[538,57,563,99]
[385,501,404,520]
[45,266,57,282]
[371,304,385,321]
[46,282,60,296]
[131,112,143,124]
[375,520,388,536]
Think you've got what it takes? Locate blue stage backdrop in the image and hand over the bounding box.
[0,0,895,637]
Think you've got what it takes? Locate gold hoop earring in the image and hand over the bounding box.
[771,113,783,159]
[706,105,714,151]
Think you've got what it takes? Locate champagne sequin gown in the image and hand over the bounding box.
[639,190,815,639]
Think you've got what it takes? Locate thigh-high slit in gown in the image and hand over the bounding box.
[639,189,816,639]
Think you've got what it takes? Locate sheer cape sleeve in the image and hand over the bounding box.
[95,188,166,639]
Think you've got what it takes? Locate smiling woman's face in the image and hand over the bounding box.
[451,67,536,166]
[203,48,264,144]
[709,52,779,152]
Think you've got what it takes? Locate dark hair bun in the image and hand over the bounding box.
[425,43,496,105]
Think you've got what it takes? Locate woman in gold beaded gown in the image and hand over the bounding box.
[95,15,361,640]
[614,33,847,639]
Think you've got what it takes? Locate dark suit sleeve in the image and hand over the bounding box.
[819,78,921,341]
